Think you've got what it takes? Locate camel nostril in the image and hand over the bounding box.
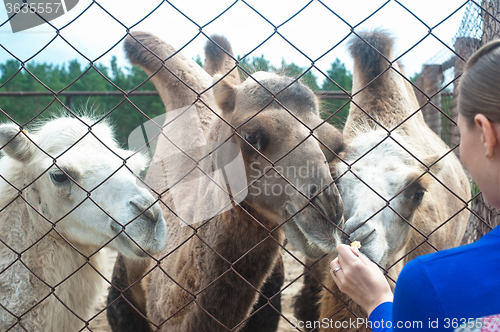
[308,184,320,198]
[309,184,343,227]
[129,201,142,215]
[312,195,328,217]
[129,199,160,223]
[311,193,341,228]
[348,227,377,245]
[143,208,158,223]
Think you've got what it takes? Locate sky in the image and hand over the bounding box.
[0,0,470,83]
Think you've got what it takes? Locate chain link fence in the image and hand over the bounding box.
[414,0,500,246]
[0,1,497,331]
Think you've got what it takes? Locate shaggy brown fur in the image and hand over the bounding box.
[345,30,420,133]
[107,31,345,332]
[292,257,326,330]
[241,256,284,332]
[203,34,285,332]
[204,34,241,86]
[107,256,153,332]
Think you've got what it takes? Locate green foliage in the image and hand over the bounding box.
[319,98,351,130]
[439,93,453,145]
[237,55,320,91]
[193,55,203,67]
[319,58,353,129]
[278,60,320,91]
[237,54,275,78]
[410,72,419,84]
[0,54,353,145]
[0,56,163,147]
[321,58,352,92]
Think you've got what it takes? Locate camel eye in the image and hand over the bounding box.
[240,128,267,154]
[244,133,261,150]
[51,172,69,184]
[245,133,258,145]
[414,189,426,202]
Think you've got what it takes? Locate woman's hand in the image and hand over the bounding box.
[330,244,393,316]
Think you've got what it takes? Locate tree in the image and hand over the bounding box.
[237,54,274,78]
[0,58,164,146]
[320,58,353,129]
[0,55,354,142]
[321,58,352,92]
[193,55,203,67]
[278,60,319,91]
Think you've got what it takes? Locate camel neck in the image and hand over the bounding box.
[197,202,284,265]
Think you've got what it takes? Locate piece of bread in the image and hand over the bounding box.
[350,241,361,249]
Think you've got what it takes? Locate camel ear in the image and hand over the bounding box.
[419,153,444,175]
[0,124,34,162]
[213,74,237,113]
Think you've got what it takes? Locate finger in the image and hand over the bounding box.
[330,265,345,281]
[336,244,362,267]
[330,257,344,278]
[330,260,344,279]
[355,249,378,267]
[330,268,337,280]
[330,268,342,289]
[337,244,359,259]
[349,246,360,257]
[330,257,339,270]
[352,250,387,276]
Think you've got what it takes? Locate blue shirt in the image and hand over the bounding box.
[369,226,500,331]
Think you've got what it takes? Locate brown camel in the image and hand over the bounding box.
[106,31,345,332]
[293,30,471,332]
[203,34,286,332]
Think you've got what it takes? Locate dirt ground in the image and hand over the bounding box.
[89,245,307,332]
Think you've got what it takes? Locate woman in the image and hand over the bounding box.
[330,39,500,331]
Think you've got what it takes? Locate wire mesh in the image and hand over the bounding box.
[0,1,496,331]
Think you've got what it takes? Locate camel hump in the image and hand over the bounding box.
[124,31,178,73]
[204,34,241,85]
[204,35,233,73]
[349,29,394,83]
[123,31,215,113]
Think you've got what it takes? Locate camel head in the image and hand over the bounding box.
[0,117,167,258]
[213,72,345,258]
[334,130,443,266]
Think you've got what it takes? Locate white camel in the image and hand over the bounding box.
[294,30,471,331]
[0,116,167,331]
[106,31,345,332]
[335,30,470,280]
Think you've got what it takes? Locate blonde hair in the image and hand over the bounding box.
[458,39,500,128]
